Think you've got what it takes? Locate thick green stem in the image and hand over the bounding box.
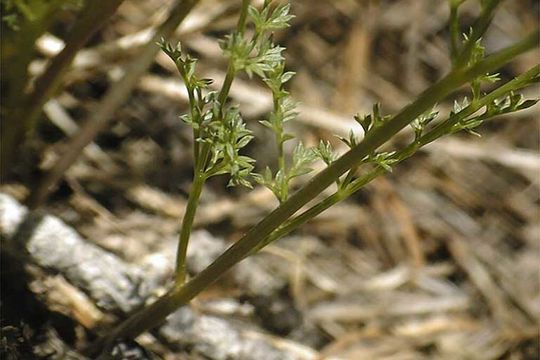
[257,63,540,251]
[86,32,539,358]
[175,172,205,284]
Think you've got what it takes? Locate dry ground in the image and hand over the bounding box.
[1,0,539,359]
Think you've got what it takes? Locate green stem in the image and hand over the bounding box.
[277,139,286,174]
[87,31,539,358]
[255,63,540,252]
[174,0,251,283]
[236,0,251,36]
[276,107,286,176]
[175,135,212,284]
[449,0,462,60]
[217,62,236,110]
[175,172,205,284]
[217,0,251,108]
[454,0,503,67]
[181,75,200,165]
[274,98,287,202]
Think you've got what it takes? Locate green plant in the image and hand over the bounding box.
[87,0,539,357]
[158,0,297,284]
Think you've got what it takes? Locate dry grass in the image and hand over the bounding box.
[1,0,539,359]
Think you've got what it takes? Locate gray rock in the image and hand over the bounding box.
[160,307,301,360]
[0,193,149,313]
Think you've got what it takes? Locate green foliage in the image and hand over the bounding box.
[159,0,299,194]
[90,0,539,354]
[248,2,293,33]
[2,0,40,28]
[369,151,399,172]
[159,0,538,283]
[254,143,316,202]
[159,40,255,188]
[410,108,439,141]
[451,91,539,137]
[463,32,501,100]
[354,103,391,136]
[219,0,292,78]
[313,140,336,165]
[159,0,302,282]
[202,106,255,187]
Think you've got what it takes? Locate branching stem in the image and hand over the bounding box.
[254,63,540,253]
[86,30,539,358]
[174,0,252,282]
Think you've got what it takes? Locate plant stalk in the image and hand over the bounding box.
[449,0,462,60]
[173,0,252,283]
[86,31,539,358]
[217,0,251,108]
[255,63,540,253]
[454,0,504,67]
[175,172,205,284]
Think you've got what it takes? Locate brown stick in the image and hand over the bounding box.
[2,0,125,178]
[27,0,201,209]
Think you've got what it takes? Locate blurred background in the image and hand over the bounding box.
[1,0,539,359]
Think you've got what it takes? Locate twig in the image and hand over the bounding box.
[18,0,125,150]
[27,0,201,209]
